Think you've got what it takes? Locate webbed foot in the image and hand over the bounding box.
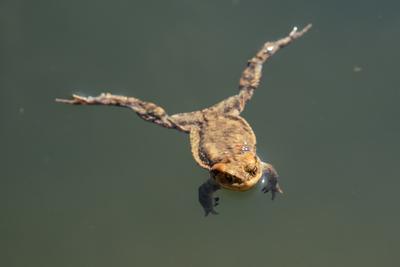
[198,179,221,216]
[261,163,283,200]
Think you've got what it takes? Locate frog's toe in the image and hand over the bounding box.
[206,207,219,216]
[214,197,220,207]
[201,197,219,216]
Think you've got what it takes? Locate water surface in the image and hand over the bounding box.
[1,0,399,266]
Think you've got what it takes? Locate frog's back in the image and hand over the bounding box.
[189,113,257,169]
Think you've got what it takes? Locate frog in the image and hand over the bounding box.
[56,24,311,216]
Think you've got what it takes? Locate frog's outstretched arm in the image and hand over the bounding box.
[261,162,283,200]
[211,24,312,116]
[56,93,197,133]
[198,178,221,216]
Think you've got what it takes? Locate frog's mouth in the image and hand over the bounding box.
[211,163,261,191]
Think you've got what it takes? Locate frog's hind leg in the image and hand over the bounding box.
[209,24,312,116]
[56,93,200,133]
[169,110,204,132]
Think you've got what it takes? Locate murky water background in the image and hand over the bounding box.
[1,0,399,266]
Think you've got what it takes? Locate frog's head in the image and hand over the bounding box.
[210,153,262,191]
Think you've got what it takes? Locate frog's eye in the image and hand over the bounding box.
[225,174,234,183]
[245,165,258,176]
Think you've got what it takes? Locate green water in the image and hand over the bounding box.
[1,0,399,266]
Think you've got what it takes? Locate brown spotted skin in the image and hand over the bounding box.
[189,113,263,191]
[192,114,256,169]
[56,25,311,215]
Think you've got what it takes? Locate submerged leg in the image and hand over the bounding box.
[211,24,312,116]
[261,162,283,200]
[198,178,221,216]
[56,93,196,132]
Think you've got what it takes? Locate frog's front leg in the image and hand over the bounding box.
[198,178,221,216]
[261,162,283,200]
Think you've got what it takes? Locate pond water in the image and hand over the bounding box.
[1,0,399,266]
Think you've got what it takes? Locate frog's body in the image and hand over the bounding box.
[190,114,256,171]
[190,113,261,191]
[56,25,311,215]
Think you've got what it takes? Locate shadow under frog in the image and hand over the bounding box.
[57,24,311,216]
